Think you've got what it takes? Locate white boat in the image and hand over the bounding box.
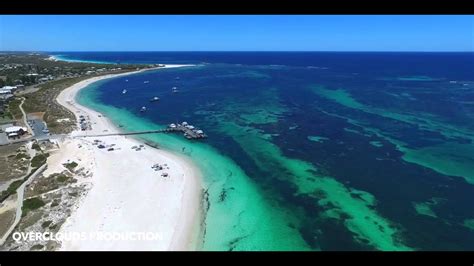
[144,81,150,84]
[150,96,160,102]
[140,106,147,112]
[172,86,179,93]
[122,89,127,94]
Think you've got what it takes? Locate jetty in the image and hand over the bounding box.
[168,122,207,139]
[74,121,207,140]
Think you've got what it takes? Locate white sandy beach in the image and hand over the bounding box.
[52,65,203,251]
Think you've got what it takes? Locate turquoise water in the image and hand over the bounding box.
[72,53,474,251]
[78,81,311,251]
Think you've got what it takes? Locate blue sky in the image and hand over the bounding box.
[0,15,473,51]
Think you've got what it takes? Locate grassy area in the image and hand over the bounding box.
[22,71,135,134]
[22,197,46,217]
[24,171,75,199]
[0,150,47,203]
[30,153,48,168]
[23,77,87,134]
[56,174,70,183]
[2,52,153,134]
[0,53,146,86]
[0,209,16,239]
[15,152,30,160]
[7,98,23,120]
[0,144,30,195]
[0,174,30,202]
[0,110,13,123]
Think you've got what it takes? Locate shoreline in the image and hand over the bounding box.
[54,65,203,250]
[47,55,115,65]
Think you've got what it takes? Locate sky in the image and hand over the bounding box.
[0,15,473,52]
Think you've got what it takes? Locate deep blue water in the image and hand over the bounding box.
[52,51,474,80]
[69,52,474,250]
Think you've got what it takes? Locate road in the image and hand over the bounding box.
[0,157,46,246]
[18,97,34,137]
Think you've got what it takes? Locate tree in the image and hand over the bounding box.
[5,76,13,86]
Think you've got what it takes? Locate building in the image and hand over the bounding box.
[0,86,17,93]
[5,126,28,139]
[14,84,25,92]
[0,88,13,100]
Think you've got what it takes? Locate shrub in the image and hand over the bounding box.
[56,174,70,183]
[63,161,78,171]
[22,197,46,216]
[41,220,52,228]
[30,153,48,168]
[31,143,41,151]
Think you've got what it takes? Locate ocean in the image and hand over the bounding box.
[56,52,474,250]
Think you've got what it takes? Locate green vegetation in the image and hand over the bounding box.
[56,174,70,183]
[0,107,13,123]
[0,209,16,239]
[31,143,41,151]
[1,52,153,134]
[41,220,52,228]
[25,171,75,199]
[50,199,60,207]
[23,76,89,133]
[7,98,23,120]
[30,244,44,251]
[0,144,30,200]
[63,161,78,171]
[0,161,44,203]
[5,179,24,195]
[15,152,30,160]
[0,53,146,86]
[30,153,48,168]
[22,197,46,216]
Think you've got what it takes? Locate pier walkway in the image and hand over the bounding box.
[74,124,206,140]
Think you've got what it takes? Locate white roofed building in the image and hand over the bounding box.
[5,126,28,138]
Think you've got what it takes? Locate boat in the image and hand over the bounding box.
[172,86,179,93]
[140,106,147,112]
[150,96,160,102]
[122,89,127,94]
[144,80,150,84]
